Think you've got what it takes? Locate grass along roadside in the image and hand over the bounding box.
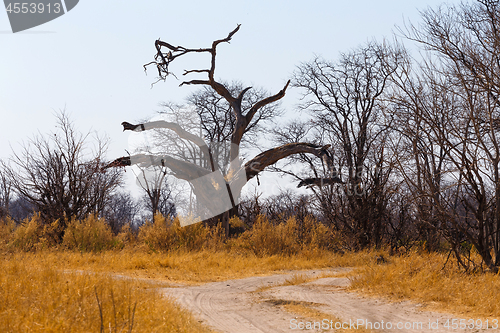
[6,248,377,284]
[2,215,499,330]
[349,251,500,320]
[1,248,499,331]
[254,270,350,294]
[0,255,214,333]
[0,249,379,332]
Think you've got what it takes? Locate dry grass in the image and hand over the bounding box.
[9,248,373,285]
[137,215,225,252]
[0,253,213,333]
[63,215,122,252]
[349,251,500,319]
[282,273,315,286]
[0,213,356,256]
[279,270,345,287]
[0,213,379,284]
[0,246,376,332]
[232,215,344,256]
[3,213,499,329]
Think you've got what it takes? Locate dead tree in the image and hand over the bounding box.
[0,160,11,219]
[7,112,122,236]
[291,43,402,248]
[395,0,500,271]
[105,25,340,236]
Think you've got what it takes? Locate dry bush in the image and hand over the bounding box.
[231,215,343,256]
[233,215,301,256]
[62,215,121,252]
[137,214,224,252]
[301,216,343,252]
[173,219,211,251]
[9,213,62,251]
[0,254,213,333]
[203,222,226,251]
[0,217,16,251]
[136,214,172,251]
[116,223,138,246]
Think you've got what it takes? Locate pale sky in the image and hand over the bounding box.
[0,0,450,195]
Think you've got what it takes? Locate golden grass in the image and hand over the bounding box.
[0,254,213,333]
[3,213,500,328]
[279,270,346,287]
[282,273,315,286]
[1,214,346,255]
[7,248,375,284]
[349,251,500,319]
[0,248,378,332]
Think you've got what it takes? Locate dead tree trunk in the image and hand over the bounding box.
[105,26,341,236]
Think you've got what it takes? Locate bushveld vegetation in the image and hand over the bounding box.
[2,0,500,274]
[1,214,499,328]
[1,1,500,331]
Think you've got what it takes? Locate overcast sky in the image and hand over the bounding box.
[1,0,450,195]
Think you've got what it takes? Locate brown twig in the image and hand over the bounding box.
[94,286,104,333]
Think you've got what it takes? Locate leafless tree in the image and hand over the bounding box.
[8,196,34,222]
[388,50,454,252]
[104,191,141,233]
[0,161,12,220]
[290,42,403,248]
[6,112,122,237]
[394,0,500,271]
[185,81,283,158]
[106,25,335,236]
[131,81,282,222]
[133,165,177,220]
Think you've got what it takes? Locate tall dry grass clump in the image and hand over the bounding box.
[138,214,224,252]
[4,214,128,253]
[62,215,121,252]
[0,217,16,251]
[9,214,62,251]
[2,213,343,256]
[300,215,342,252]
[232,215,342,256]
[236,215,300,256]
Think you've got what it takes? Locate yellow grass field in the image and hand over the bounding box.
[0,254,213,333]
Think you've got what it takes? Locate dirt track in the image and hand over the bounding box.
[162,269,487,333]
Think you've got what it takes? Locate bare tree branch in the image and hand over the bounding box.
[241,143,336,181]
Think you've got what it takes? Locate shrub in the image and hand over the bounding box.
[236,215,301,256]
[116,223,137,246]
[62,215,119,252]
[0,217,16,251]
[9,214,61,251]
[138,214,226,252]
[137,214,175,251]
[302,216,342,252]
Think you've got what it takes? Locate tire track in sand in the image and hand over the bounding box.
[162,269,487,333]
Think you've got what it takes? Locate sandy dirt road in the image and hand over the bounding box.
[162,269,491,333]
